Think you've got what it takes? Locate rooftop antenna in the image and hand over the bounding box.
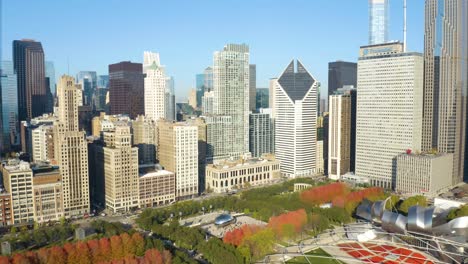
[403,0,407,52]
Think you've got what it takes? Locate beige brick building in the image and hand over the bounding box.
[157,120,198,199]
[205,154,280,193]
[139,165,175,208]
[32,164,64,223]
[103,125,139,213]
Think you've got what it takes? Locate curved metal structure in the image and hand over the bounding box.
[407,206,436,233]
[381,210,407,234]
[355,199,468,242]
[214,213,235,226]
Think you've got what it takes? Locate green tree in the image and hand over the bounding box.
[398,195,427,215]
[447,204,468,221]
[385,195,400,210]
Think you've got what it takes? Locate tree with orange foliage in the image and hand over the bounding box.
[110,235,124,260]
[48,246,67,264]
[300,182,349,205]
[131,233,145,257]
[143,249,163,264]
[75,241,92,264]
[267,209,307,238]
[0,256,8,264]
[87,239,101,262]
[98,237,112,262]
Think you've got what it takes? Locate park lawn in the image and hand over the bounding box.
[286,248,343,264]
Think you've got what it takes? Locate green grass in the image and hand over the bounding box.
[286,248,343,264]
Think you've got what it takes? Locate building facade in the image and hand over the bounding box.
[422,0,468,185]
[255,88,269,110]
[355,42,423,189]
[274,60,318,177]
[205,155,280,193]
[132,115,157,164]
[165,76,176,121]
[32,164,64,223]
[109,61,144,119]
[1,61,19,152]
[31,124,54,162]
[2,160,34,225]
[54,75,89,217]
[139,167,176,208]
[213,44,250,159]
[249,64,257,111]
[396,152,453,197]
[103,125,139,213]
[328,93,351,180]
[368,0,389,45]
[202,91,214,114]
[76,71,97,107]
[328,61,357,97]
[157,120,198,199]
[249,112,274,157]
[0,192,12,226]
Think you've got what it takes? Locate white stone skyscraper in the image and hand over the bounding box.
[213,44,250,159]
[274,60,318,178]
[54,75,89,217]
[355,42,423,189]
[144,51,166,122]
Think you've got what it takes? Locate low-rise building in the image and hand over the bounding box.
[396,152,453,197]
[205,154,280,193]
[32,163,64,223]
[138,165,176,208]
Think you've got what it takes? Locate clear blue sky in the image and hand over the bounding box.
[1,0,424,100]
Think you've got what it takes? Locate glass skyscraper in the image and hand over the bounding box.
[77,71,97,106]
[1,61,19,152]
[368,0,389,45]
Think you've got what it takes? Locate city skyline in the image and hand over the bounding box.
[1,0,425,99]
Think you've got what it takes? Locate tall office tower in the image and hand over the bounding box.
[323,113,329,175]
[2,160,34,225]
[13,40,47,121]
[56,75,82,131]
[186,118,207,193]
[368,0,389,45]
[422,0,468,185]
[328,61,357,97]
[328,92,351,180]
[45,61,56,95]
[31,124,54,162]
[256,88,269,109]
[103,125,139,213]
[274,60,318,177]
[93,88,108,112]
[196,67,214,108]
[249,112,274,157]
[45,61,55,112]
[54,75,89,217]
[109,61,144,119]
[196,73,204,108]
[204,67,213,91]
[213,44,250,158]
[249,64,257,111]
[1,61,19,152]
[165,76,176,121]
[143,52,166,122]
[97,75,109,89]
[356,42,423,189]
[77,71,97,106]
[132,115,157,164]
[269,78,278,118]
[202,91,214,114]
[157,120,198,199]
[188,89,197,109]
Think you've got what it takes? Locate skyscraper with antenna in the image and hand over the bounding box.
[368,0,389,45]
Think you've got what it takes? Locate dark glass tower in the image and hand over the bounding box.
[328,61,357,97]
[108,61,144,119]
[13,40,47,121]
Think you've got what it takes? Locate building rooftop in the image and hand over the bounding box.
[209,154,278,170]
[399,150,451,159]
[3,159,31,173]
